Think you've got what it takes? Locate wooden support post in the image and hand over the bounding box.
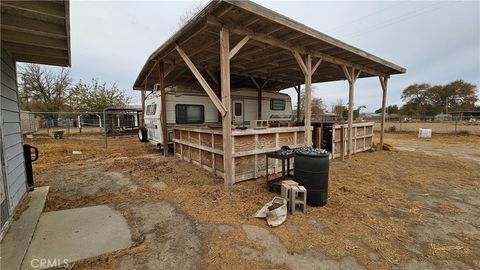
[220,26,233,192]
[141,85,146,126]
[295,84,301,122]
[340,126,345,161]
[159,61,168,156]
[379,76,388,152]
[342,65,361,157]
[293,52,320,147]
[304,54,312,146]
[258,87,262,119]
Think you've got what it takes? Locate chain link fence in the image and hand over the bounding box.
[368,115,480,135]
[20,110,142,137]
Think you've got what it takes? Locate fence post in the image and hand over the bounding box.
[454,118,458,136]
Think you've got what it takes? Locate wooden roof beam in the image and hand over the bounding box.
[207,16,388,77]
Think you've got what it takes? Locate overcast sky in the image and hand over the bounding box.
[65,0,479,113]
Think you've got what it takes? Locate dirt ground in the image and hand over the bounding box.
[26,132,480,270]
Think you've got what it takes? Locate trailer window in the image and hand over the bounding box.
[175,104,205,124]
[270,99,285,110]
[234,103,242,116]
[146,104,157,115]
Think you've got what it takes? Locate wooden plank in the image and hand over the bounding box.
[201,133,212,147]
[214,134,223,150]
[278,132,294,146]
[214,154,224,172]
[295,84,301,121]
[229,35,250,59]
[234,156,256,177]
[379,76,388,152]
[201,150,212,168]
[220,26,234,192]
[175,44,227,116]
[173,140,222,155]
[159,61,168,155]
[304,54,312,146]
[234,135,256,153]
[258,86,262,119]
[340,126,345,160]
[257,134,276,149]
[342,66,356,157]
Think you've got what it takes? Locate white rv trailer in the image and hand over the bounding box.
[138,87,293,147]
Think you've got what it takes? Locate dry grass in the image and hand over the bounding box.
[27,133,480,269]
[374,121,480,135]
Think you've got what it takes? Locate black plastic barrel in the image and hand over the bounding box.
[294,148,330,206]
[23,144,39,191]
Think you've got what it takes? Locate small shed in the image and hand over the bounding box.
[133,0,406,191]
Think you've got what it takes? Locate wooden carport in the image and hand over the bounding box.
[133,0,406,191]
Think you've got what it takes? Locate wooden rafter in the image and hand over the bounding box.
[250,77,260,89]
[206,69,219,85]
[207,16,388,77]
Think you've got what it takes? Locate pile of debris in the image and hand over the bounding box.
[256,180,307,227]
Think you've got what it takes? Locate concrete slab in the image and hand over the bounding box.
[1,186,49,270]
[21,205,132,270]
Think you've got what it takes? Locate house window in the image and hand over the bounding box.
[270,99,285,110]
[234,103,242,116]
[175,104,205,124]
[146,103,157,115]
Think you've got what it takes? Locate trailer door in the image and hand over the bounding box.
[232,100,244,125]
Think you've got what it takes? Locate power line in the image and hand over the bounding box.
[343,2,457,39]
[327,2,405,33]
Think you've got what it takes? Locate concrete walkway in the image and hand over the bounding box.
[21,205,132,269]
[1,186,49,270]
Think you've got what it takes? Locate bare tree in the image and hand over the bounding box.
[333,99,347,121]
[176,1,204,30]
[296,90,325,121]
[18,64,72,112]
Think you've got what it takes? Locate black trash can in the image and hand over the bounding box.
[293,148,330,206]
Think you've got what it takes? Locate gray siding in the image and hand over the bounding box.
[1,48,27,212]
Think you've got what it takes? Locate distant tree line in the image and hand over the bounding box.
[375,80,478,116]
[18,64,130,113]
